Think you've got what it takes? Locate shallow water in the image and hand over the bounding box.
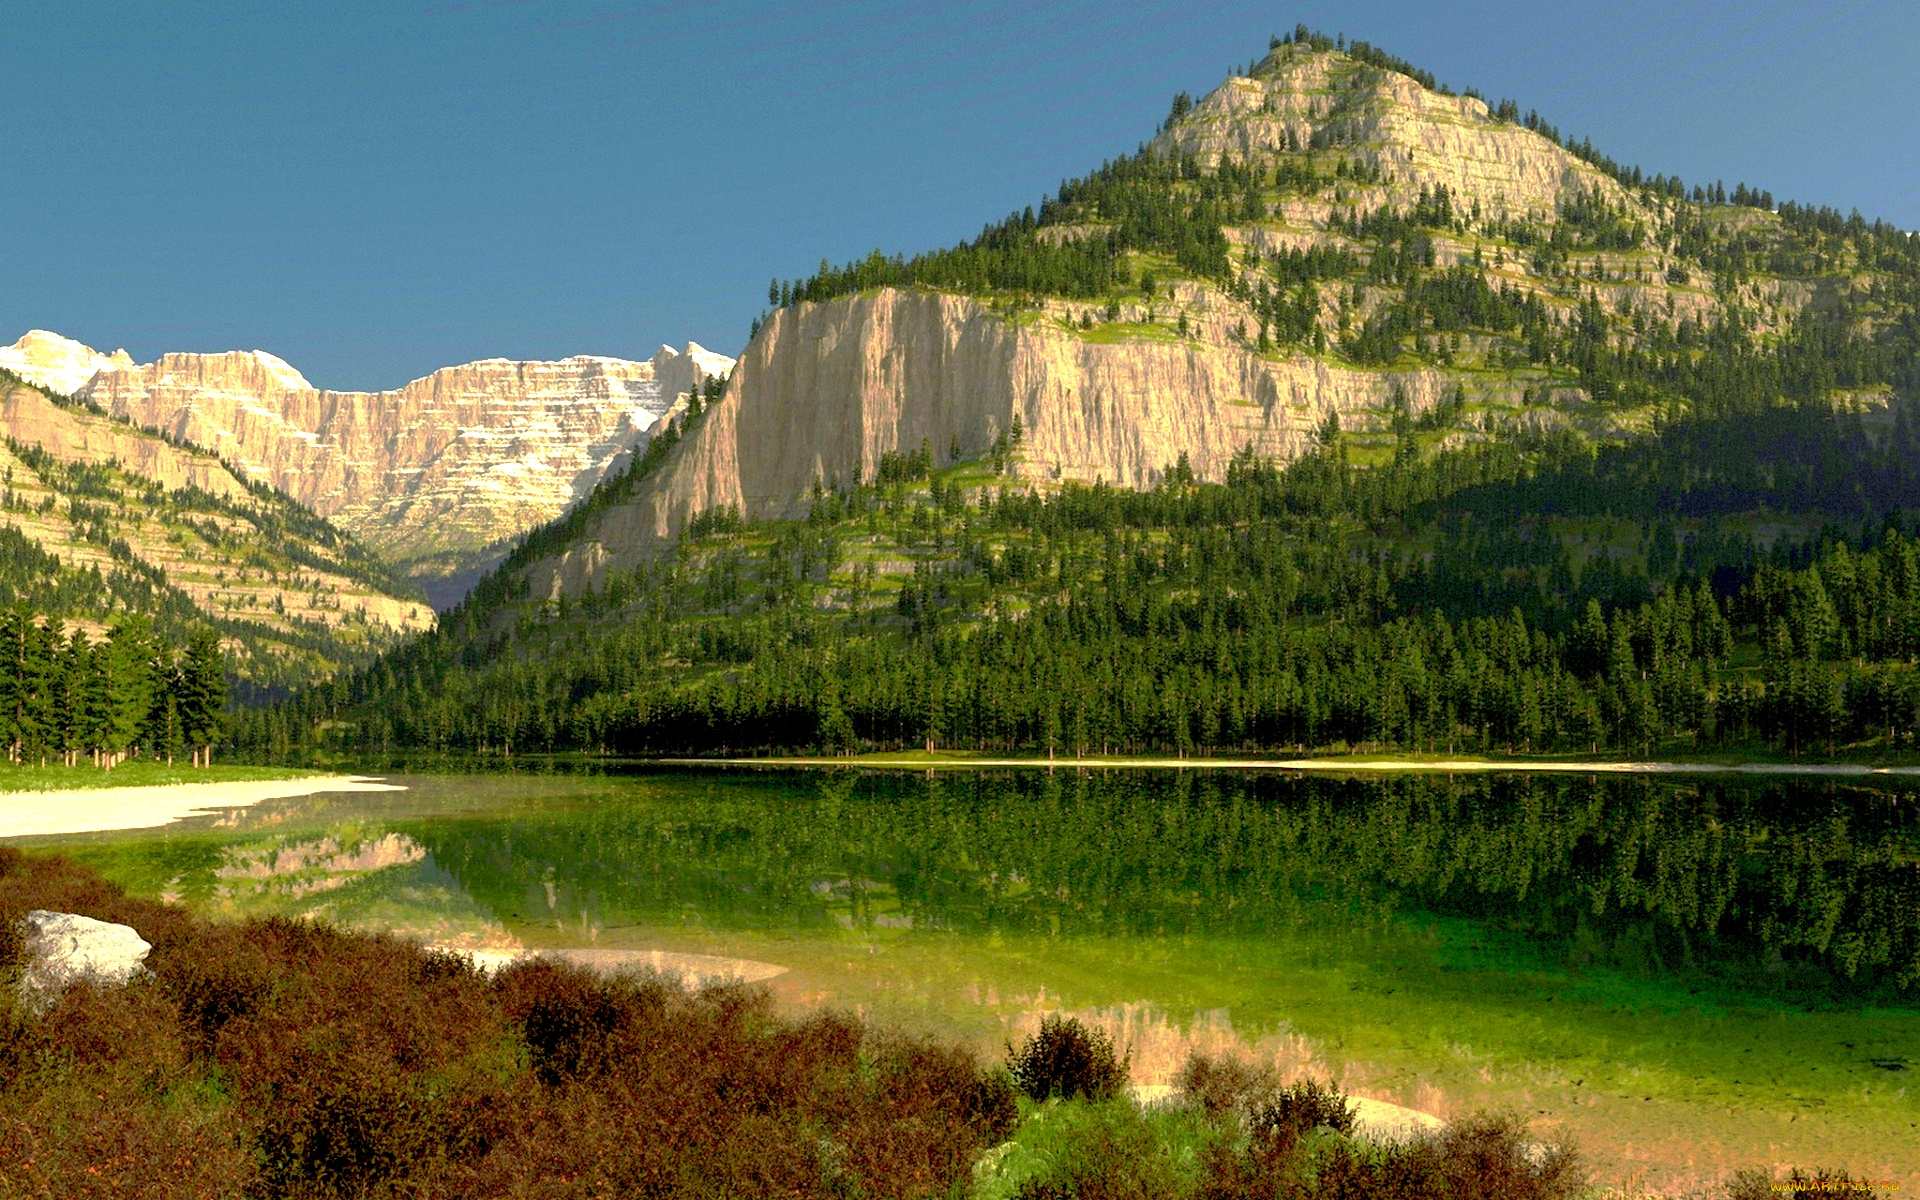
[21,766,1920,1190]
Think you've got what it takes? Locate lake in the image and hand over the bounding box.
[20,765,1920,1190]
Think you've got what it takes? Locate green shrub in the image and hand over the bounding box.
[1009,1014,1130,1101]
[1249,1078,1357,1141]
[977,1097,1207,1200]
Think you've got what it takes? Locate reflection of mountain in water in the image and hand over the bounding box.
[405,770,1920,1000]
[219,831,426,896]
[204,830,515,948]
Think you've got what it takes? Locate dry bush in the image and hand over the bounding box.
[1178,1053,1279,1119]
[1727,1167,1883,1199]
[0,851,1010,1199]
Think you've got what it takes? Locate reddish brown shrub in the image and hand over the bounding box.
[0,852,1012,1199]
[1178,1052,1278,1119]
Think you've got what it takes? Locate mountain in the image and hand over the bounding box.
[0,329,136,395]
[511,35,1897,598]
[0,368,432,694]
[240,29,1920,764]
[0,331,734,604]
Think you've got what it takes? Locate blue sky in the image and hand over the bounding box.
[5,1,1914,390]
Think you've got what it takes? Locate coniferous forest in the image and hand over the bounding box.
[231,399,1920,762]
[230,24,1920,764]
[0,613,226,768]
[195,29,1920,764]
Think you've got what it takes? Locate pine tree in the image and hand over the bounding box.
[182,628,227,767]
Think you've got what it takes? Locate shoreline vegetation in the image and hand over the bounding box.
[0,849,1877,1199]
[0,761,318,793]
[668,749,1920,776]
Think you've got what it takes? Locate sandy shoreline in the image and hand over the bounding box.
[677,755,1920,777]
[0,775,407,840]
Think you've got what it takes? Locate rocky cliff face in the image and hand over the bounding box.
[517,44,1821,599]
[529,287,1473,595]
[74,342,732,580]
[1149,43,1635,222]
[1,332,734,592]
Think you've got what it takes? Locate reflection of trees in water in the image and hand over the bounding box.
[405,771,1920,995]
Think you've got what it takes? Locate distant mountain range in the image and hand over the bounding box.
[1,330,733,606]
[0,328,732,690]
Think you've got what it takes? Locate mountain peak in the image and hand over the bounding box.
[1149,39,1622,224]
[242,349,314,392]
[0,329,138,396]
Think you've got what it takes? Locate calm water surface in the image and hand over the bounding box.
[24,767,1920,1186]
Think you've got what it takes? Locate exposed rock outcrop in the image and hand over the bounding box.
[0,374,435,676]
[1149,43,1633,220]
[15,910,152,1009]
[77,342,733,576]
[528,288,1472,595]
[0,384,255,500]
[517,45,1790,600]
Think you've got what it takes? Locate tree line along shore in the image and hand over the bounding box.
[0,612,226,769]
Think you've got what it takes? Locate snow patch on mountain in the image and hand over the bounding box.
[0,330,135,396]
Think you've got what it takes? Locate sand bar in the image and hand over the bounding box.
[684,755,1920,777]
[451,946,788,988]
[0,775,406,840]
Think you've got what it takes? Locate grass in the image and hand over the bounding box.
[0,760,317,793]
[1076,320,1185,345]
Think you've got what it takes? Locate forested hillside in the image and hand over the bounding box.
[0,369,432,697]
[239,399,1920,759]
[760,26,1917,446]
[233,29,1920,761]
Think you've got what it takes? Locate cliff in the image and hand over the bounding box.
[1148,42,1634,222]
[527,287,1475,595]
[72,341,732,581]
[1,330,734,592]
[515,42,1850,598]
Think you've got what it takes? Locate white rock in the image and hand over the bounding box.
[1348,1094,1447,1143]
[16,910,153,1006]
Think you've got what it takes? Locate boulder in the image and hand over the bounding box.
[15,910,152,1008]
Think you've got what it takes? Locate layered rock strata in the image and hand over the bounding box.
[0,379,434,644]
[75,342,733,574]
[1,331,734,590]
[1149,42,1634,220]
[526,287,1468,596]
